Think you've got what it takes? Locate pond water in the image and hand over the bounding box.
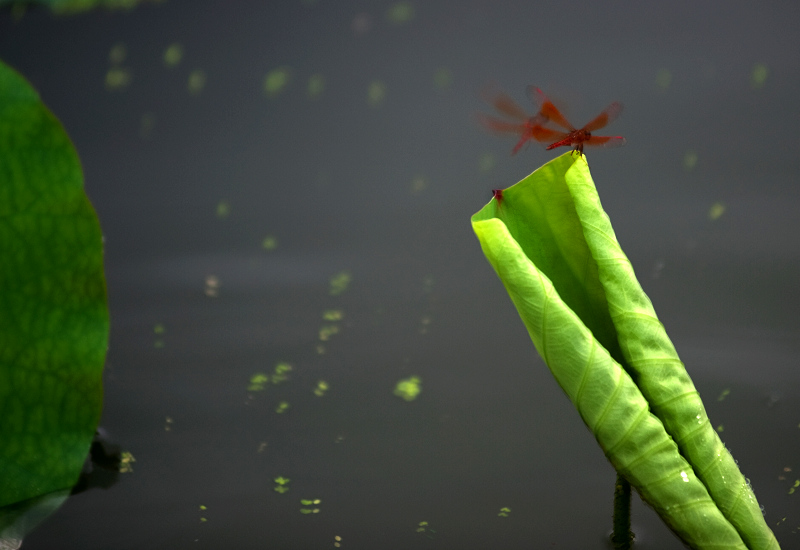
[1,1,799,548]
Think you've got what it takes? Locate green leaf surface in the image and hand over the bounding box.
[471,153,778,550]
[0,59,108,510]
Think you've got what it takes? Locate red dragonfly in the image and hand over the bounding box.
[478,86,626,155]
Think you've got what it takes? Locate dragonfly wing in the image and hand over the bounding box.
[476,113,528,135]
[582,102,623,133]
[584,135,627,148]
[526,86,574,131]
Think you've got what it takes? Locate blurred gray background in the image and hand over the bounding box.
[1,1,798,548]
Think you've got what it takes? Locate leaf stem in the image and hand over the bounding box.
[611,474,634,550]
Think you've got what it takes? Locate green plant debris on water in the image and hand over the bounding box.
[188,69,206,94]
[140,113,156,139]
[216,200,230,218]
[264,66,291,96]
[153,323,165,348]
[319,324,340,341]
[416,521,437,539]
[683,151,698,170]
[273,476,290,493]
[163,43,183,67]
[367,80,386,108]
[248,373,269,392]
[117,451,135,473]
[479,152,496,172]
[204,275,220,297]
[717,388,731,401]
[307,73,325,99]
[498,507,511,517]
[300,498,321,514]
[313,380,329,396]
[433,67,453,90]
[275,401,290,414]
[410,175,427,193]
[418,315,431,334]
[394,376,421,401]
[751,63,768,88]
[329,271,352,296]
[248,363,292,391]
[108,42,126,64]
[262,235,278,250]
[386,1,414,24]
[656,68,672,90]
[422,275,435,293]
[708,201,726,220]
[105,67,131,90]
[322,309,343,321]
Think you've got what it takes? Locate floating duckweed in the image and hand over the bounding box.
[717,388,731,401]
[416,521,436,538]
[248,373,269,392]
[264,66,291,97]
[204,275,220,297]
[656,68,672,90]
[751,63,768,89]
[119,451,136,473]
[272,362,292,383]
[163,43,183,67]
[216,200,230,219]
[498,507,511,517]
[109,42,127,64]
[199,504,207,522]
[433,67,453,90]
[367,80,386,108]
[410,175,427,193]
[154,323,165,348]
[478,152,496,172]
[394,376,421,401]
[140,113,156,139]
[419,315,431,334]
[386,1,414,24]
[329,271,352,296]
[422,275,434,293]
[683,151,698,170]
[334,535,342,548]
[188,69,207,94]
[322,309,343,321]
[273,476,290,493]
[307,73,325,99]
[262,235,278,250]
[300,498,321,514]
[105,68,131,90]
[319,324,340,341]
[276,401,290,414]
[708,202,726,221]
[313,380,329,397]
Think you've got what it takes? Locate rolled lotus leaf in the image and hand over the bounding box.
[471,153,778,550]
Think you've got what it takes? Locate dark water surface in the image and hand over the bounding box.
[1,1,799,548]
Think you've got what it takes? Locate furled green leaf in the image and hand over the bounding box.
[0,58,108,513]
[471,153,778,550]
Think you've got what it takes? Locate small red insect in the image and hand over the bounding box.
[478,86,626,156]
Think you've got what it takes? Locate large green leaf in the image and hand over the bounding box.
[471,153,778,550]
[0,60,108,509]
